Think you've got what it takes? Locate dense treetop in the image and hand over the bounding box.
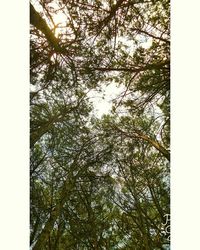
[30,0,170,249]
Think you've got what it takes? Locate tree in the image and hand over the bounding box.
[30,0,170,249]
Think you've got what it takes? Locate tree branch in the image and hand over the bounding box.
[115,126,170,161]
[30,3,64,53]
[91,60,169,73]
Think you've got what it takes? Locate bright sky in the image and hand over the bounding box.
[87,82,126,118]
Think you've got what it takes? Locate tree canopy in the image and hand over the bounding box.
[30,0,170,249]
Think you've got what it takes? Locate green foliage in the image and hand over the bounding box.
[30,0,170,249]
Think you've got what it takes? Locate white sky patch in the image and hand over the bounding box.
[114,35,152,55]
[141,37,153,49]
[88,82,125,118]
[136,34,153,49]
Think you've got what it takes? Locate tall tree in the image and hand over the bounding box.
[30,0,170,249]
